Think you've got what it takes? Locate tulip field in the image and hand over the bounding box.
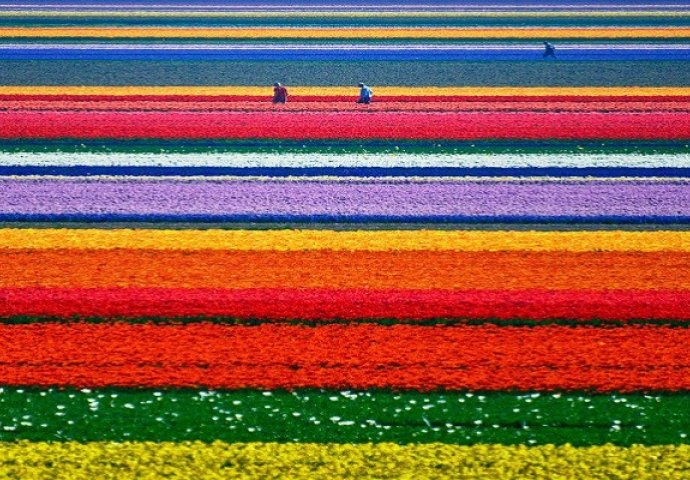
[1,1,690,478]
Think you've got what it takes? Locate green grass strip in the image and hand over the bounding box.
[0,388,688,445]
[0,139,689,155]
[3,60,689,86]
[5,16,690,27]
[1,316,689,327]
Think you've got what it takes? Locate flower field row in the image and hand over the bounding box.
[0,388,689,445]
[2,140,687,155]
[2,229,688,252]
[2,250,688,289]
[7,100,690,113]
[9,61,688,87]
[3,5,689,18]
[1,442,689,479]
[4,111,690,139]
[4,86,688,97]
[10,9,690,27]
[4,26,690,39]
[6,44,690,61]
[2,150,689,177]
[4,6,690,16]
[2,178,688,223]
[8,166,689,178]
[2,150,690,167]
[0,323,688,391]
[8,95,690,103]
[1,288,688,320]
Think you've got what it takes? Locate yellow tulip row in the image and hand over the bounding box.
[1,86,689,96]
[1,27,690,39]
[2,228,689,252]
[2,11,689,18]
[1,442,689,479]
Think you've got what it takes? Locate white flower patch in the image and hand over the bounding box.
[1,152,690,168]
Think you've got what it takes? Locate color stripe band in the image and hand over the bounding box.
[0,442,689,478]
[1,288,687,320]
[2,229,689,251]
[0,323,688,391]
[0,388,689,444]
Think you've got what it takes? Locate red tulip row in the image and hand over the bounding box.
[1,288,688,320]
[2,111,689,139]
[1,95,688,103]
[0,323,688,391]
[2,101,689,113]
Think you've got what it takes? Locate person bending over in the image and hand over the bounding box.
[273,82,288,104]
[357,83,373,104]
[543,41,557,59]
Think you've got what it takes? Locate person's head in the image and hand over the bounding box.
[543,41,550,46]
[358,83,365,88]
[274,82,282,87]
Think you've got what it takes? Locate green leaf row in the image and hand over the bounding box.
[0,388,688,445]
[6,16,690,28]
[1,316,689,327]
[1,139,688,155]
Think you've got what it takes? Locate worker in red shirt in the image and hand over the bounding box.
[273,82,288,104]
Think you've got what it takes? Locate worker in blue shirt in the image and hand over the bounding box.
[543,41,557,59]
[357,83,373,104]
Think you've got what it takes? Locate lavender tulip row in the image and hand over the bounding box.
[1,178,689,222]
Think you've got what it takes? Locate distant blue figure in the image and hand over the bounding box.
[543,41,557,59]
[357,83,373,104]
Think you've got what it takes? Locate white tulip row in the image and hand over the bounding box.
[1,152,689,169]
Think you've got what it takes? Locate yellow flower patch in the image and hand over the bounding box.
[0,442,689,479]
[2,228,689,252]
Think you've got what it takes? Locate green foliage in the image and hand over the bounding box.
[1,388,688,445]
